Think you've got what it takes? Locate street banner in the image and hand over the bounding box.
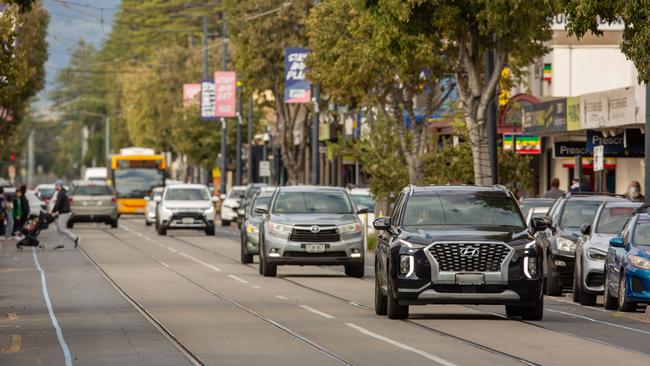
[200,81,216,120]
[214,71,237,118]
[183,83,201,108]
[514,135,541,155]
[284,47,311,103]
[523,99,566,135]
[566,96,581,131]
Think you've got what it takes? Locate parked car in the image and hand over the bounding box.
[604,206,650,312]
[68,181,119,228]
[256,186,367,278]
[349,187,376,234]
[25,190,46,219]
[220,185,246,227]
[536,193,627,295]
[526,206,550,226]
[573,201,640,305]
[156,184,217,236]
[35,183,56,203]
[145,187,164,226]
[83,167,107,182]
[240,187,275,263]
[519,198,555,220]
[239,183,269,216]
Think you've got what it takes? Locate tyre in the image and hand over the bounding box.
[618,270,637,312]
[344,263,364,278]
[572,263,580,303]
[241,241,253,264]
[155,219,159,231]
[603,271,618,310]
[374,268,387,316]
[578,287,597,306]
[205,226,215,236]
[258,239,276,277]
[505,305,523,317]
[110,219,118,229]
[386,276,408,319]
[520,296,544,321]
[221,219,230,227]
[145,220,152,226]
[157,226,167,236]
[67,220,74,229]
[545,254,562,296]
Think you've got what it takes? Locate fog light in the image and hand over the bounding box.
[350,248,361,258]
[400,255,414,277]
[524,257,537,278]
[269,248,280,257]
[554,260,566,267]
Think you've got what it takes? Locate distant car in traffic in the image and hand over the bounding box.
[238,183,269,218]
[349,187,376,234]
[604,206,650,312]
[573,201,640,305]
[25,190,46,219]
[526,206,550,227]
[519,198,555,220]
[156,184,217,236]
[256,186,366,278]
[145,187,164,226]
[239,187,275,263]
[220,185,246,227]
[83,167,107,182]
[68,181,119,228]
[373,185,545,320]
[536,193,627,296]
[35,184,56,204]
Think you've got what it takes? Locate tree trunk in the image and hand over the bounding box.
[466,116,492,185]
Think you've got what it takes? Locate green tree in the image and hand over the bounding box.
[561,0,650,82]
[307,0,454,184]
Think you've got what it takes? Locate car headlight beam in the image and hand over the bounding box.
[587,248,607,261]
[556,237,576,253]
[268,221,292,238]
[339,222,362,234]
[630,255,650,270]
[400,255,414,277]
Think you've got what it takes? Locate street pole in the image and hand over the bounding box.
[202,15,209,80]
[311,83,320,185]
[105,116,110,160]
[247,98,254,184]
[235,83,243,186]
[645,85,650,203]
[220,12,228,195]
[485,49,498,185]
[27,129,34,187]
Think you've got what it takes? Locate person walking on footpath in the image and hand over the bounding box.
[3,195,14,240]
[13,187,29,234]
[51,180,79,249]
[543,177,565,199]
[17,184,29,230]
[624,181,645,202]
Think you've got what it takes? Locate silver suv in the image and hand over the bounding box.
[156,184,217,236]
[255,186,368,278]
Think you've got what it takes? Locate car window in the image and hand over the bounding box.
[165,188,209,201]
[632,219,650,246]
[228,189,245,199]
[351,194,375,211]
[38,188,55,199]
[550,200,562,225]
[272,191,353,214]
[72,185,114,196]
[403,192,524,228]
[391,192,405,225]
[152,190,163,199]
[595,206,637,234]
[520,201,553,217]
[250,196,271,217]
[559,200,602,228]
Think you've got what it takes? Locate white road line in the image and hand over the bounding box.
[549,296,608,312]
[252,285,262,289]
[299,305,335,319]
[167,247,178,253]
[546,309,650,335]
[345,323,459,366]
[160,261,170,268]
[227,274,249,284]
[275,295,288,300]
[31,248,73,366]
[177,252,222,272]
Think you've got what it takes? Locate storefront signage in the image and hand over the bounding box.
[566,96,581,131]
[515,135,541,155]
[607,87,635,127]
[554,141,589,158]
[551,14,624,31]
[523,99,566,134]
[586,129,644,157]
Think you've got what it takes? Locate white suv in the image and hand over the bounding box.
[156,184,217,236]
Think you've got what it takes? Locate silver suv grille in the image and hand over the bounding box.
[429,242,510,272]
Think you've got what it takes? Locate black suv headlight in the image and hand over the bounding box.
[399,255,414,277]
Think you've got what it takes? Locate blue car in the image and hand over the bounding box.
[604,208,650,311]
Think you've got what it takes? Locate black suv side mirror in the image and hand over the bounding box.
[530,217,548,232]
[580,223,591,236]
[373,217,391,231]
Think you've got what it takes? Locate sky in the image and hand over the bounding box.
[38,0,121,109]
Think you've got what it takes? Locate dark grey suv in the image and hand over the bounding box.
[255,186,367,278]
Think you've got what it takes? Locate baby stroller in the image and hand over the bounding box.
[17,212,55,252]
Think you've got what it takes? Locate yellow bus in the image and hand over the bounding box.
[110,147,166,214]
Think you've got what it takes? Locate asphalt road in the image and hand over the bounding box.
[1,217,649,365]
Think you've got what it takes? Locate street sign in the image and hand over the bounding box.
[259,160,271,177]
[200,81,216,120]
[284,47,311,103]
[594,145,604,171]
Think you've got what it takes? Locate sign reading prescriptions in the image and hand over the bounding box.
[183,83,201,108]
[284,47,311,103]
[214,71,237,118]
[200,81,216,120]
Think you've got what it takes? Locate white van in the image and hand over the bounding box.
[84,167,108,182]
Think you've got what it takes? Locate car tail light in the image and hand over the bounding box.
[68,197,73,204]
[111,197,117,204]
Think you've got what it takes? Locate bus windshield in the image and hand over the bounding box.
[114,168,164,199]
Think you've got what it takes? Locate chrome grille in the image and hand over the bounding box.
[429,242,510,272]
[289,227,340,243]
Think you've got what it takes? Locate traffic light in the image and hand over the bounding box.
[10,153,15,161]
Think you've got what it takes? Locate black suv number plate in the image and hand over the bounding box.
[455,273,485,285]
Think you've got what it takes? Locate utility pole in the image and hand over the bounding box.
[27,130,34,187]
[105,116,110,160]
[247,98,254,184]
[485,49,498,185]
[202,16,209,80]
[220,12,228,195]
[311,83,320,185]
[235,83,243,186]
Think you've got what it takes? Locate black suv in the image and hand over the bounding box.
[536,193,626,295]
[373,185,546,320]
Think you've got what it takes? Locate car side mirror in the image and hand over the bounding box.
[356,205,369,215]
[609,236,624,248]
[211,196,219,203]
[144,196,150,201]
[530,217,548,232]
[220,194,226,200]
[580,223,591,236]
[153,196,162,203]
[254,205,268,215]
[373,217,391,231]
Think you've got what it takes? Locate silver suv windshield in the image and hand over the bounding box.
[560,201,601,229]
[595,205,637,234]
[272,191,354,214]
[403,192,524,228]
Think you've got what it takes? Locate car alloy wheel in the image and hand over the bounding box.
[603,271,618,310]
[374,266,387,316]
[618,270,637,312]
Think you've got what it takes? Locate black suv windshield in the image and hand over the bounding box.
[560,201,601,228]
[403,192,524,228]
[272,191,353,214]
[596,205,637,234]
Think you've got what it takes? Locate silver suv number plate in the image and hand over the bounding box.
[305,244,326,253]
[455,273,485,285]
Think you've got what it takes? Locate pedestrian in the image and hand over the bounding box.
[13,189,25,235]
[543,177,565,199]
[624,181,645,202]
[3,196,13,239]
[0,187,5,235]
[569,178,581,193]
[51,180,79,249]
[18,184,29,227]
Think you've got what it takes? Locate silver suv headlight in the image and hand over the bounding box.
[268,221,292,239]
[203,206,215,215]
[556,237,576,253]
[587,247,607,261]
[339,222,361,234]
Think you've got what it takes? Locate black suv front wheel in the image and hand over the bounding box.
[374,266,387,316]
[386,272,408,319]
[506,296,544,321]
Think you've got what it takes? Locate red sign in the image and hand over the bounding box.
[182,84,201,108]
[214,71,237,118]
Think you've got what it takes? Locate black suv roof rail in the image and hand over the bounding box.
[561,192,627,199]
